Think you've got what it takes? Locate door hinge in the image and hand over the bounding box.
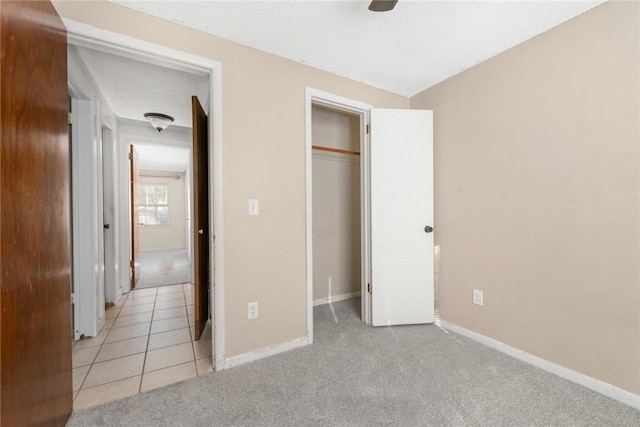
[130,260,134,268]
[128,152,132,160]
[68,112,73,125]
[71,293,76,304]
[366,123,371,134]
[367,283,372,293]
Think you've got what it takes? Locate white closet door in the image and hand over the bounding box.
[370,109,434,326]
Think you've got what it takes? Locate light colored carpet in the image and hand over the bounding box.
[136,249,191,289]
[67,299,639,426]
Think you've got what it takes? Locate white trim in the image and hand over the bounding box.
[64,20,211,75]
[68,44,121,308]
[439,320,640,411]
[224,337,308,369]
[210,51,225,372]
[71,98,106,338]
[305,88,373,346]
[313,292,361,307]
[63,19,225,372]
[359,111,372,327]
[304,90,314,344]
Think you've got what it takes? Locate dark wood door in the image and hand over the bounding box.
[129,144,141,287]
[0,1,73,425]
[192,96,210,340]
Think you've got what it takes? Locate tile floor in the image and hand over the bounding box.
[72,283,213,410]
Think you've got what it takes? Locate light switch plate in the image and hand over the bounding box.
[248,199,259,215]
[472,289,483,306]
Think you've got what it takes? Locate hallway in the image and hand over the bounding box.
[137,249,192,289]
[71,283,212,410]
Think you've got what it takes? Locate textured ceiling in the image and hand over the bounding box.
[111,0,604,97]
[73,46,203,171]
[75,46,209,127]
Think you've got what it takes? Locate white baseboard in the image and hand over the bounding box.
[313,291,360,307]
[115,287,124,304]
[223,336,309,369]
[222,290,360,369]
[439,320,640,411]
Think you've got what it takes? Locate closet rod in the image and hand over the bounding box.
[312,145,360,156]
[140,173,181,180]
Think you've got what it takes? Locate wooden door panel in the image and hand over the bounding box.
[0,1,73,425]
[192,96,210,340]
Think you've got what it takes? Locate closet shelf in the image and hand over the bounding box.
[312,145,360,156]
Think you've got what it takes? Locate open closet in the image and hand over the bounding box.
[311,105,362,309]
[306,89,434,333]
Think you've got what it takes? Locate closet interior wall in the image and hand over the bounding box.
[312,105,361,305]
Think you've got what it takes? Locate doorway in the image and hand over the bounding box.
[311,105,363,315]
[305,89,436,342]
[305,89,372,343]
[132,144,193,290]
[65,19,224,376]
[102,126,118,304]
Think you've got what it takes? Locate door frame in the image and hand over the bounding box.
[68,46,119,338]
[101,125,118,305]
[304,88,373,344]
[69,98,107,339]
[64,19,225,370]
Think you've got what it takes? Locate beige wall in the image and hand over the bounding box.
[312,106,361,302]
[139,174,186,251]
[53,1,409,357]
[411,1,639,394]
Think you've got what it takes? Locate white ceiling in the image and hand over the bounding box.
[74,46,206,172]
[111,0,605,97]
[75,45,209,127]
[75,0,605,172]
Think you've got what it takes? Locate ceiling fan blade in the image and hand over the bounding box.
[368,0,398,12]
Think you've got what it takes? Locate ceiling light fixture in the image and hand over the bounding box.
[144,112,174,132]
[368,0,398,12]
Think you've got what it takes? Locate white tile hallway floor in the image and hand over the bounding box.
[71,283,213,410]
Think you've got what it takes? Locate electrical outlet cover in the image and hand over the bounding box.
[248,301,258,319]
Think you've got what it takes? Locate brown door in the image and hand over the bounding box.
[192,96,210,340]
[0,1,73,425]
[129,144,141,287]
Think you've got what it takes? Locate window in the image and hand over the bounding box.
[139,183,169,226]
